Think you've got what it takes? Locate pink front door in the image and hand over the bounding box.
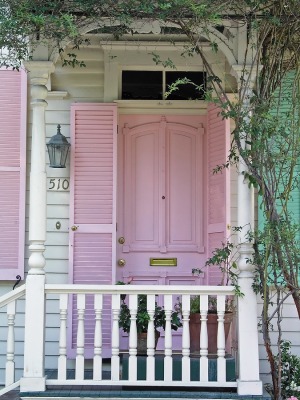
[116,114,207,286]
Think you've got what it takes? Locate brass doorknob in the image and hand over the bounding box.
[118,259,126,267]
[71,225,78,231]
[118,237,125,244]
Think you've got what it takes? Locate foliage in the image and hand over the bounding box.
[188,294,234,314]
[118,291,182,334]
[189,295,201,314]
[1,0,300,398]
[192,233,242,297]
[164,77,206,100]
[0,0,228,69]
[190,249,237,314]
[269,341,300,399]
[2,0,299,71]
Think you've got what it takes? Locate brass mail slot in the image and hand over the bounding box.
[150,258,177,267]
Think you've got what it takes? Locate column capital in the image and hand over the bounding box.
[31,85,49,103]
[23,61,55,86]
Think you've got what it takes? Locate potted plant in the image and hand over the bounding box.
[189,239,239,354]
[118,291,182,354]
[188,294,234,354]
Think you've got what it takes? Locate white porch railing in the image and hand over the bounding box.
[43,285,237,389]
[0,284,26,395]
[1,282,262,395]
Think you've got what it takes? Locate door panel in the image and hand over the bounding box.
[117,115,206,284]
[135,133,157,241]
[124,123,160,249]
[167,123,202,251]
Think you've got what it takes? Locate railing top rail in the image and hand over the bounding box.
[45,284,235,296]
[0,284,26,308]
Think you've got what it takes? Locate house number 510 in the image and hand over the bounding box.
[48,178,70,191]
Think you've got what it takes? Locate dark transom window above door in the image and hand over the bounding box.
[121,70,206,100]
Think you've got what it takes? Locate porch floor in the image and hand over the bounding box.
[1,361,271,400]
[2,368,271,400]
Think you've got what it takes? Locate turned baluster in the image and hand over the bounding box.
[75,294,85,380]
[6,301,16,386]
[146,294,156,382]
[181,294,190,383]
[93,294,103,380]
[217,295,226,382]
[128,294,137,381]
[200,294,208,382]
[164,294,172,382]
[111,294,120,381]
[58,294,68,380]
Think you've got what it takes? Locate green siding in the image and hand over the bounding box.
[258,71,299,226]
[258,71,300,281]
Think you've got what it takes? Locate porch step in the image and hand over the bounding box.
[0,390,20,400]
[19,388,271,400]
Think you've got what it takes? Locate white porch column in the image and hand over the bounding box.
[20,61,55,392]
[231,65,263,396]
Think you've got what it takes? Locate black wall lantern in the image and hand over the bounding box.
[47,125,70,168]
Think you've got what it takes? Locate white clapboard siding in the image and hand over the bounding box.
[51,46,104,101]
[258,295,300,385]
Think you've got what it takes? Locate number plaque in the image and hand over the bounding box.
[47,178,70,191]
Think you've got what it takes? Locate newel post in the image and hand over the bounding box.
[231,65,263,396]
[20,61,55,392]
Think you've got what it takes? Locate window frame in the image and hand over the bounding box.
[119,67,206,101]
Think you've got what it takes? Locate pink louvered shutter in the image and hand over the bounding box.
[69,103,117,358]
[207,104,230,285]
[0,69,26,280]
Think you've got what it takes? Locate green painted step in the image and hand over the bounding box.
[121,354,236,381]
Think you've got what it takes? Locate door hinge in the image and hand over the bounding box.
[116,223,118,231]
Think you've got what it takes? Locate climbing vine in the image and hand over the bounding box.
[1,1,300,398]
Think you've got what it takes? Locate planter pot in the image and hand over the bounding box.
[137,330,160,354]
[189,312,233,354]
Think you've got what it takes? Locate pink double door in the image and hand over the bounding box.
[116,114,207,286]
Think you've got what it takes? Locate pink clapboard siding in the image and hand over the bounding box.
[207,104,230,285]
[0,69,26,280]
[69,104,117,358]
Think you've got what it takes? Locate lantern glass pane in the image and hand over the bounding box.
[47,144,70,168]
